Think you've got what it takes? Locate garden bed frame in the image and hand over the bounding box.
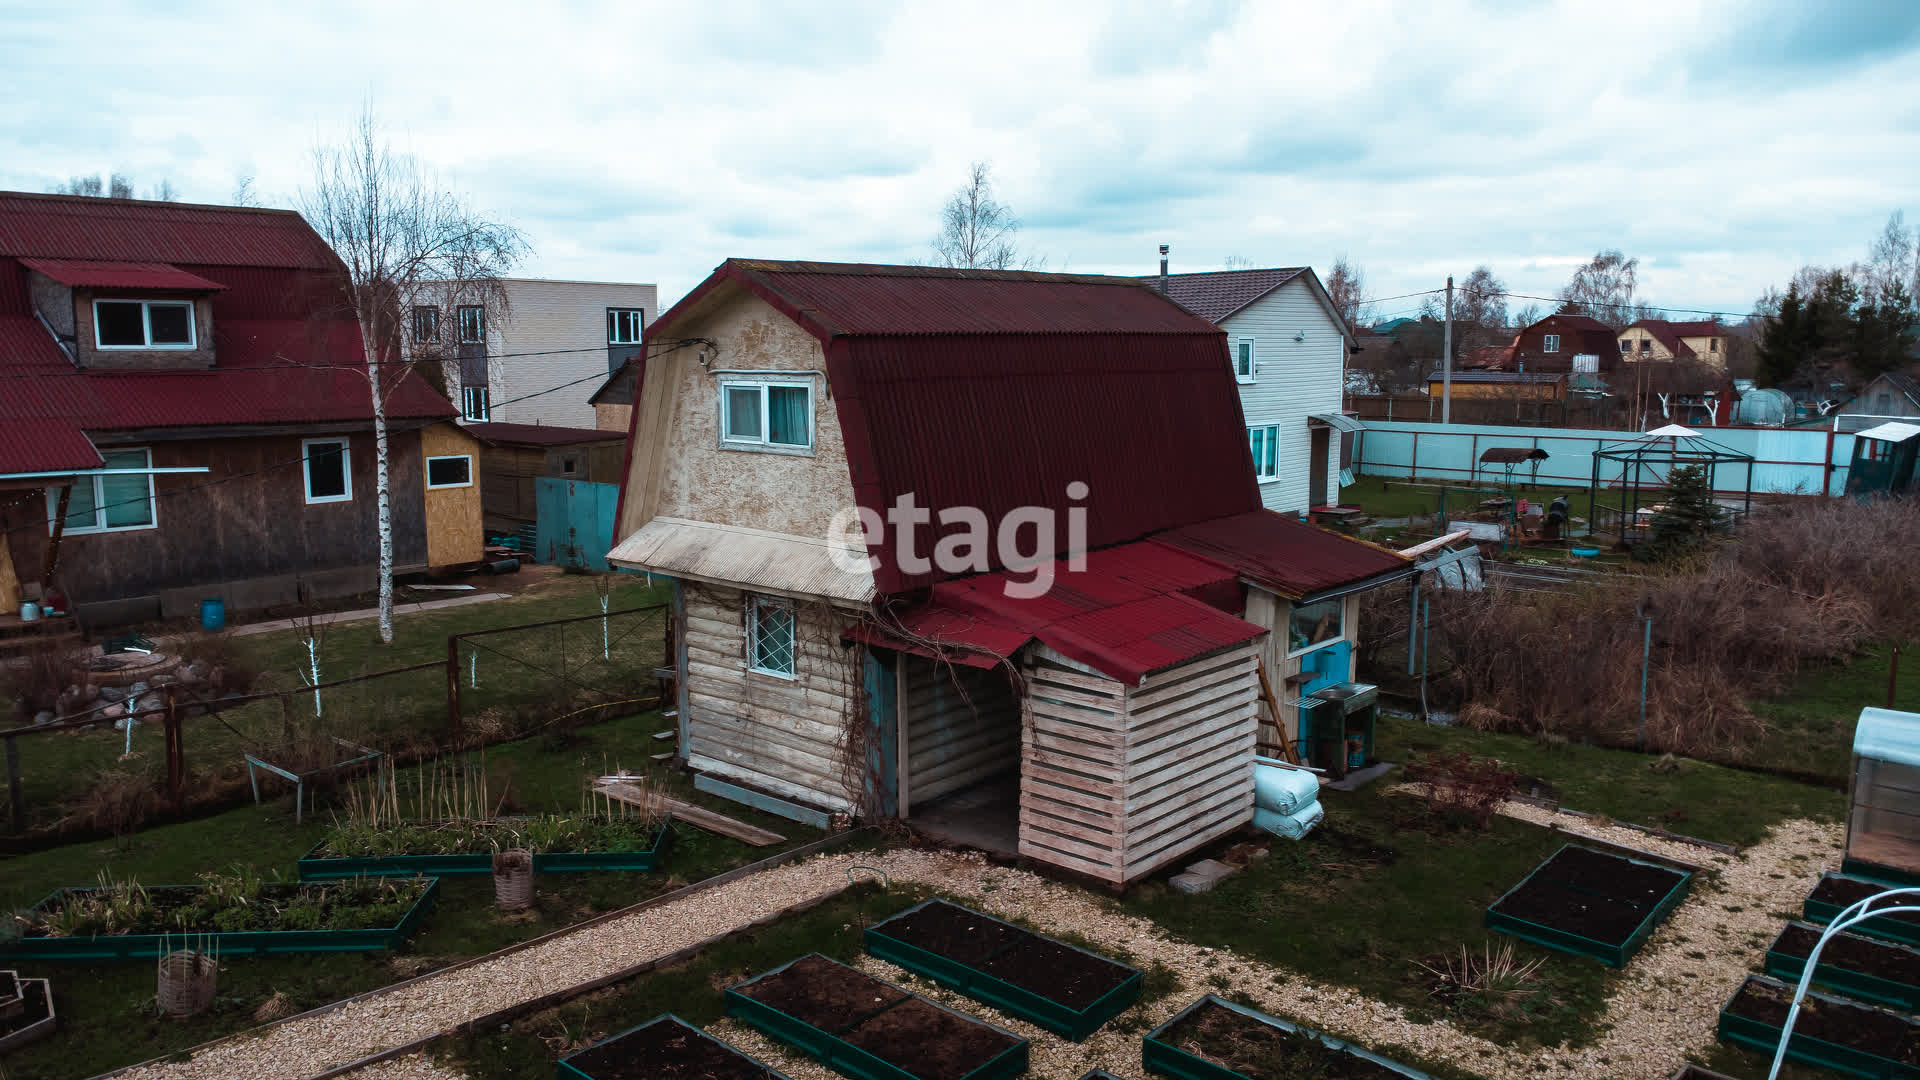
[2,878,439,962]
[0,973,55,1053]
[558,1013,792,1080]
[724,953,1029,1080]
[1143,994,1436,1080]
[864,899,1142,1041]
[1764,920,1920,1012]
[1484,843,1693,966]
[1804,871,1920,948]
[297,817,674,880]
[1716,974,1920,1080]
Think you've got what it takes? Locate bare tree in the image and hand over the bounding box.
[109,173,132,200]
[1512,302,1544,329]
[929,162,1035,270]
[1454,265,1509,353]
[1865,211,1916,298]
[1223,254,1256,271]
[1558,249,1644,329]
[1323,256,1367,331]
[145,180,179,202]
[232,174,260,207]
[301,106,527,644]
[51,172,156,200]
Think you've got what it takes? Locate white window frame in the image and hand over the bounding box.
[1286,596,1347,659]
[719,379,815,454]
[1233,336,1256,383]
[746,594,797,679]
[457,305,486,344]
[425,454,473,489]
[1543,333,1561,354]
[1247,424,1281,484]
[46,448,158,534]
[461,386,492,422]
[1619,338,1631,354]
[411,306,440,345]
[301,437,353,505]
[608,308,645,344]
[93,299,196,350]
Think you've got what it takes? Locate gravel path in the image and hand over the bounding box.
[114,806,1837,1080]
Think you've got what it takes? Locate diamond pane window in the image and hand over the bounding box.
[748,596,796,677]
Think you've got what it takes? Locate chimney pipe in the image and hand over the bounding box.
[1158,244,1169,295]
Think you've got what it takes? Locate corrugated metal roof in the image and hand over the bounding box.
[851,539,1265,684]
[607,516,877,603]
[0,192,340,269]
[1156,510,1412,600]
[462,422,623,447]
[1144,267,1307,323]
[19,258,228,291]
[1856,421,1920,444]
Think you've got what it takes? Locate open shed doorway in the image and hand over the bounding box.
[900,656,1023,858]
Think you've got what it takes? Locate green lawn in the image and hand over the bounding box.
[0,711,825,1080]
[1375,715,1843,849]
[1745,641,1915,786]
[3,574,672,835]
[1338,475,1588,524]
[1120,783,1612,1052]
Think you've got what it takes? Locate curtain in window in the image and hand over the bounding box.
[100,450,154,527]
[726,387,762,440]
[767,386,809,446]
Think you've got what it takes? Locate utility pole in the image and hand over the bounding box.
[1441,275,1454,424]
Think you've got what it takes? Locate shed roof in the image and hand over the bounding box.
[1855,707,1920,768]
[1155,510,1413,601]
[1143,267,1307,323]
[1856,421,1920,444]
[19,258,228,291]
[1479,447,1549,463]
[461,421,622,447]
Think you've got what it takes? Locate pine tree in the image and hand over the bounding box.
[1645,464,1724,561]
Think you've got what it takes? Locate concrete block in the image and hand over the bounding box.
[1169,873,1214,894]
[1185,858,1239,884]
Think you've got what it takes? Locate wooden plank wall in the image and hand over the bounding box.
[1120,643,1260,882]
[1018,651,1131,884]
[905,657,1020,805]
[681,582,861,814]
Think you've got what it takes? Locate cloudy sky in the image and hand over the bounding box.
[4,0,1918,320]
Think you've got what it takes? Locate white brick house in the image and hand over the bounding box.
[1150,266,1356,513]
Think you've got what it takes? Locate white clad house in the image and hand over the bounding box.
[1148,266,1358,513]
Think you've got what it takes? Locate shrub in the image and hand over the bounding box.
[1403,751,1517,828]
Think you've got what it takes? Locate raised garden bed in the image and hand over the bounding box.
[0,973,55,1053]
[1717,974,1920,1079]
[2,877,437,962]
[725,953,1028,1080]
[1144,995,1435,1080]
[1484,844,1692,966]
[1765,920,1920,1012]
[865,898,1142,1040]
[1804,872,1920,948]
[299,816,673,879]
[558,1013,791,1080]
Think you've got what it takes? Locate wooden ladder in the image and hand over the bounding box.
[1256,660,1302,765]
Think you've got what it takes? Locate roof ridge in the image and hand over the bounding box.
[729,258,1150,287]
[0,190,305,218]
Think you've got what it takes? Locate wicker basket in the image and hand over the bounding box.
[156,950,217,1017]
[492,848,534,910]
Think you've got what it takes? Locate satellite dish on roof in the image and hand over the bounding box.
[1645,424,1701,438]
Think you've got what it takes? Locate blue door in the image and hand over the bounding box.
[862,650,899,818]
[534,478,619,571]
[1295,640,1353,751]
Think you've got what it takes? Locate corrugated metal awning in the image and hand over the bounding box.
[1308,412,1365,434]
[1857,421,1920,444]
[607,516,877,604]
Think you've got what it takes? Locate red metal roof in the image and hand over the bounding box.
[0,193,339,269]
[18,258,227,291]
[849,539,1266,684]
[462,421,623,446]
[1145,267,1307,323]
[1156,510,1412,600]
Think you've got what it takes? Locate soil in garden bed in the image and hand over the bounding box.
[1811,876,1920,929]
[1727,979,1920,1064]
[840,997,1019,1080]
[978,934,1133,1010]
[1536,846,1684,905]
[564,1019,778,1080]
[1163,1000,1406,1080]
[1490,876,1651,945]
[0,980,51,1037]
[1775,923,1920,984]
[881,901,1023,965]
[734,955,906,1033]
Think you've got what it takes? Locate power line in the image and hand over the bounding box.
[1488,290,1765,322]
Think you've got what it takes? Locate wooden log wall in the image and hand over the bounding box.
[904,657,1020,805]
[681,582,860,814]
[1017,642,1261,886]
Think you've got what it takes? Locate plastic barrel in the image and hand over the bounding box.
[199,597,226,632]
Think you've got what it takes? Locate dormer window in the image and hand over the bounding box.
[94,299,195,349]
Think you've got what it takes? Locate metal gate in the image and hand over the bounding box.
[534,478,619,571]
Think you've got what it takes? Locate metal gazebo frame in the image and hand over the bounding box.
[1587,426,1754,547]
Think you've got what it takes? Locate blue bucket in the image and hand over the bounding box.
[199,597,226,632]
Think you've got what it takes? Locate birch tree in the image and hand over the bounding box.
[301,107,526,644]
[929,161,1038,270]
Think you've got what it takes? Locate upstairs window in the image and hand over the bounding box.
[48,448,156,533]
[748,594,796,678]
[1233,337,1255,383]
[94,299,195,350]
[1640,339,1653,353]
[1542,333,1560,354]
[1247,424,1280,482]
[720,380,813,451]
[302,438,352,504]
[411,306,440,344]
[1619,338,1631,353]
[1710,338,1719,353]
[608,308,645,344]
[461,387,492,422]
[457,305,486,344]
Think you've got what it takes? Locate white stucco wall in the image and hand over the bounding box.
[1220,278,1346,513]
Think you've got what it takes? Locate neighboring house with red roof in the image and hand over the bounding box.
[1144,264,1358,512]
[609,259,1412,885]
[1511,312,1620,383]
[1618,318,1729,371]
[0,191,480,623]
